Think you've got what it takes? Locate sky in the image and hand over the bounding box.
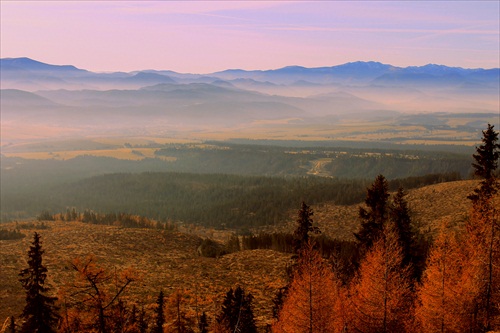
[1,1,499,73]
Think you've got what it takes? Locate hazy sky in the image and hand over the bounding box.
[1,1,499,73]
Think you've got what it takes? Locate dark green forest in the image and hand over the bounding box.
[2,170,460,228]
[1,142,470,224]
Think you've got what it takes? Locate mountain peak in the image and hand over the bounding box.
[1,57,85,72]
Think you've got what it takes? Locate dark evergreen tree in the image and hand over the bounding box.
[198,312,208,333]
[271,287,289,319]
[152,291,165,333]
[217,288,236,329]
[355,174,390,250]
[138,306,148,333]
[472,123,500,180]
[389,188,413,265]
[6,316,16,333]
[469,123,500,202]
[18,232,59,333]
[216,286,256,333]
[130,304,138,326]
[293,201,320,253]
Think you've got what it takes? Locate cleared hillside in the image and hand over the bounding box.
[1,179,496,329]
[0,222,289,329]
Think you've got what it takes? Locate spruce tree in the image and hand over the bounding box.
[355,174,390,250]
[18,232,59,333]
[293,201,320,254]
[6,316,16,333]
[138,307,148,333]
[198,312,208,333]
[217,288,235,329]
[236,290,257,333]
[216,286,256,333]
[472,123,500,180]
[152,291,165,333]
[389,188,413,265]
[469,123,500,201]
[271,287,288,319]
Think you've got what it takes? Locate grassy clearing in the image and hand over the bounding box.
[2,148,176,161]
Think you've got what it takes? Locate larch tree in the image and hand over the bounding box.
[272,242,339,333]
[348,225,414,333]
[463,199,500,332]
[415,224,474,333]
[18,232,60,333]
[65,256,135,333]
[464,123,500,331]
[355,174,390,250]
[165,289,195,333]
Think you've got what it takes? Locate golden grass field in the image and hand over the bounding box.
[4,112,495,160]
[1,148,176,161]
[0,124,479,161]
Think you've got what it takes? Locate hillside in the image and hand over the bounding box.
[0,222,289,329]
[259,179,481,241]
[1,179,493,330]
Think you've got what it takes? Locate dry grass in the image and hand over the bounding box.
[0,222,289,329]
[2,148,176,161]
[258,180,495,241]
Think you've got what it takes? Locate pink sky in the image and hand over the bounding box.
[1,1,499,73]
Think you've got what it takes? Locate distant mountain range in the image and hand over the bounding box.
[2,57,499,87]
[1,57,499,136]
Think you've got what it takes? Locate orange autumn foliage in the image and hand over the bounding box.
[165,289,196,333]
[463,199,500,331]
[59,256,137,333]
[415,225,475,332]
[347,225,413,333]
[416,198,500,332]
[272,242,340,333]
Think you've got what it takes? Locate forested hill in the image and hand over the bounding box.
[2,170,461,228]
[1,141,472,223]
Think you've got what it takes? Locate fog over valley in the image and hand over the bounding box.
[1,57,498,143]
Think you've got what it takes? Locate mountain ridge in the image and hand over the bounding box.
[2,57,497,77]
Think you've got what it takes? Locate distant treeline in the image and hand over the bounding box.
[5,171,461,229]
[38,208,177,231]
[154,142,473,178]
[241,232,357,257]
[0,228,25,240]
[1,142,472,222]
